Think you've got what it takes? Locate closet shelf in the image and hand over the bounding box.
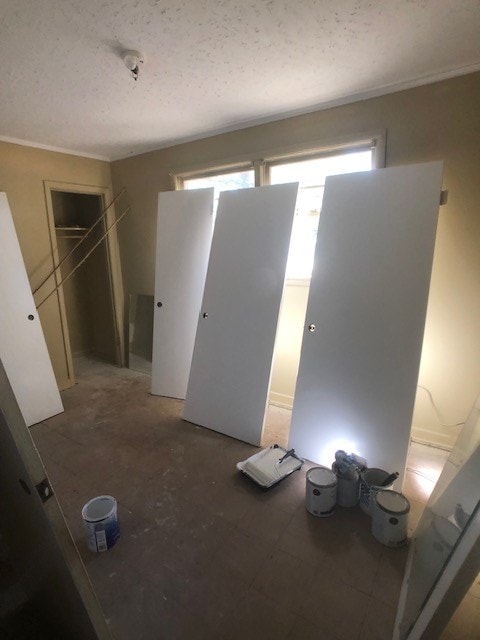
[55,225,89,239]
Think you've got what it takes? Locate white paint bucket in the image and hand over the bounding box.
[372,490,410,547]
[336,475,360,507]
[331,461,359,508]
[306,467,337,517]
[82,495,120,552]
[359,468,395,515]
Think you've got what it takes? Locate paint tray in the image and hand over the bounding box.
[237,445,303,489]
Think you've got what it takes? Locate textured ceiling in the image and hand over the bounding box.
[0,0,479,160]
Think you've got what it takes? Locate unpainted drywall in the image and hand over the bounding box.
[0,142,114,388]
[111,72,480,449]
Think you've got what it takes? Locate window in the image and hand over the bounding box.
[183,168,254,215]
[177,143,375,279]
[269,149,373,279]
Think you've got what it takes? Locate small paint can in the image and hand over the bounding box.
[359,468,395,515]
[82,495,120,552]
[306,466,337,517]
[372,490,410,547]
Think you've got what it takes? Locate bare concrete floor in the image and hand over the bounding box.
[29,358,477,640]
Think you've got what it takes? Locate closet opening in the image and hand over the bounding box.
[44,184,124,389]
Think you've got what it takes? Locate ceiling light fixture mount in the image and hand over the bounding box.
[122,50,144,81]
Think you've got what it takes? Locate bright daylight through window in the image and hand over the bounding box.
[184,169,254,213]
[270,150,372,279]
[182,148,373,280]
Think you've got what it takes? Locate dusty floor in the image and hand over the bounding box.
[29,358,478,640]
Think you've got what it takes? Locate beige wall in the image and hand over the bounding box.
[270,283,309,408]
[6,74,475,447]
[112,72,480,449]
[0,142,113,387]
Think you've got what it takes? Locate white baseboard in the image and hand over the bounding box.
[410,425,459,451]
[268,391,294,410]
[266,399,460,451]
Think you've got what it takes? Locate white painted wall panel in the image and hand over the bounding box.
[395,395,480,639]
[151,188,214,399]
[288,163,443,483]
[0,193,63,426]
[184,184,298,445]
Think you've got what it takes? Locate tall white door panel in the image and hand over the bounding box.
[288,162,443,483]
[0,193,63,426]
[184,184,298,445]
[151,189,214,399]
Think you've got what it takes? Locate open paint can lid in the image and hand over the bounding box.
[375,490,410,515]
[307,466,337,488]
[82,495,117,523]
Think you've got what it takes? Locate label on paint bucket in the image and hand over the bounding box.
[95,530,107,552]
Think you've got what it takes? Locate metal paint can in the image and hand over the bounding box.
[82,495,120,552]
[306,466,337,517]
[336,474,360,507]
[359,468,395,515]
[372,490,410,547]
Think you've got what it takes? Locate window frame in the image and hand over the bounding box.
[172,161,255,191]
[172,130,386,189]
[267,148,374,281]
[172,131,386,281]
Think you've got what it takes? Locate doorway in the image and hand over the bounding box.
[44,182,125,389]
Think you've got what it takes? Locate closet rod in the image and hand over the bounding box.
[32,187,126,296]
[36,206,130,310]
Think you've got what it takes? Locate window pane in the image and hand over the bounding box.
[270,150,372,279]
[184,169,254,214]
